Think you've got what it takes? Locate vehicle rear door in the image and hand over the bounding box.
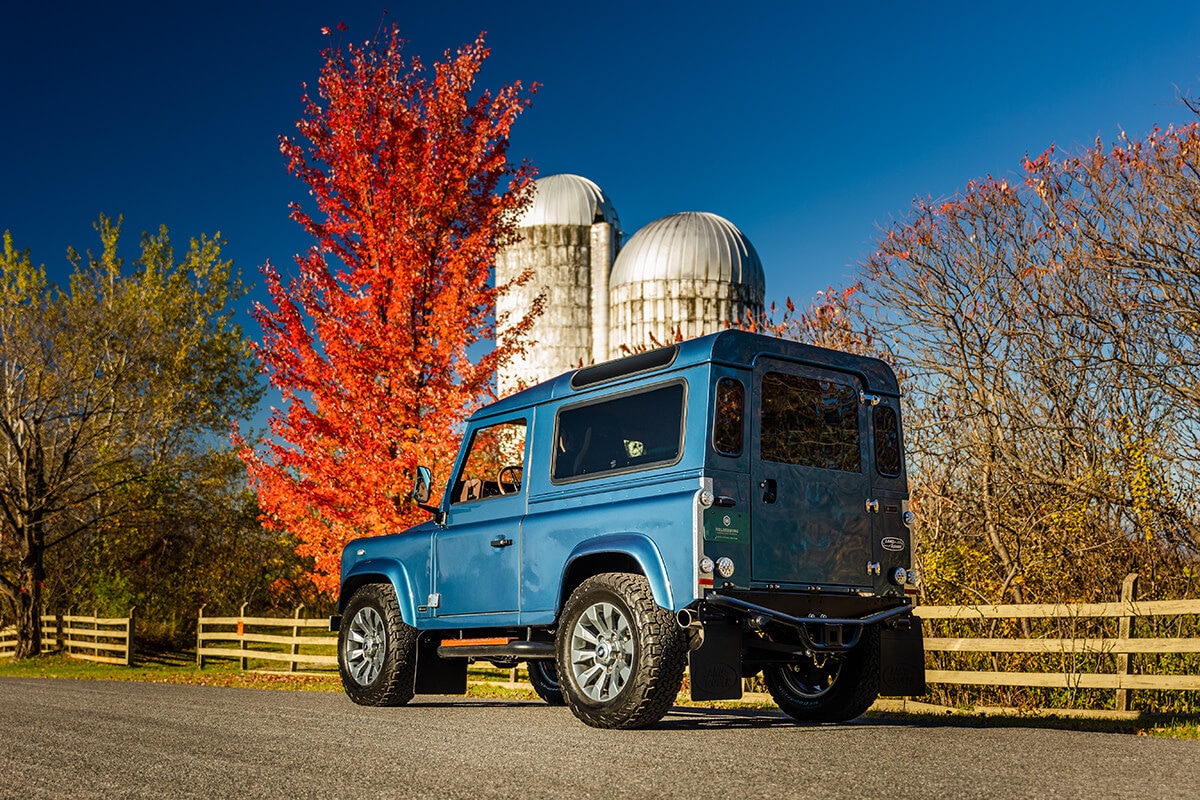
[749,358,872,588]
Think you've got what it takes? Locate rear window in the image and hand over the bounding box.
[760,371,860,473]
[874,405,902,477]
[712,377,745,456]
[552,382,686,482]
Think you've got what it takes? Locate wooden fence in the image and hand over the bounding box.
[0,615,61,658]
[0,611,133,665]
[914,574,1200,711]
[196,604,337,672]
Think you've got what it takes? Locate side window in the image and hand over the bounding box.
[553,383,685,482]
[712,377,745,456]
[874,405,902,477]
[450,419,527,504]
[760,371,860,473]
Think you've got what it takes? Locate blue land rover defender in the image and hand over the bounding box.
[332,330,924,728]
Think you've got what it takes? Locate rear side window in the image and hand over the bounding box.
[712,377,745,456]
[553,383,686,482]
[760,371,860,473]
[874,405,902,477]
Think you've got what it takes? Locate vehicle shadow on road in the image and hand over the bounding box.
[656,706,939,730]
[657,707,801,729]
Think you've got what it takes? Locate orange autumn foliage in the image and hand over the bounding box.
[239,27,540,592]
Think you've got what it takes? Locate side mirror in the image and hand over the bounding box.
[411,466,443,523]
[412,465,433,505]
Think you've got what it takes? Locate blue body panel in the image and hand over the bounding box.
[337,330,910,631]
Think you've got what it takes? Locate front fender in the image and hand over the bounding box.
[340,558,419,627]
[561,533,674,612]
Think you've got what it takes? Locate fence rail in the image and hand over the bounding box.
[0,611,131,665]
[913,574,1200,710]
[0,615,61,658]
[60,612,136,666]
[196,604,337,672]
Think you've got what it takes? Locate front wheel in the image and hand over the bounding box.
[763,625,880,723]
[527,659,565,705]
[338,583,417,706]
[556,572,687,729]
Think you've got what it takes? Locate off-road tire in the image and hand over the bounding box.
[338,583,417,706]
[556,572,687,729]
[527,659,565,706]
[764,624,881,723]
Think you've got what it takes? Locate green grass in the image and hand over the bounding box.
[2,650,1197,737]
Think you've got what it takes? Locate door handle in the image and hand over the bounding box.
[760,479,777,504]
[491,536,514,548]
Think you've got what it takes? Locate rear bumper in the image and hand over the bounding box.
[680,592,915,653]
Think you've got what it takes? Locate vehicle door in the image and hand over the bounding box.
[749,358,873,588]
[434,418,528,617]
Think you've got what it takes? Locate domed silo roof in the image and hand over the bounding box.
[609,211,765,291]
[517,174,620,229]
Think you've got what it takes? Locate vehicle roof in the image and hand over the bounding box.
[474,330,900,422]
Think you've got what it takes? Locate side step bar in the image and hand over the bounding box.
[436,637,556,660]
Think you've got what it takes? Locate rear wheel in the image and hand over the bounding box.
[527,660,565,705]
[338,583,416,706]
[763,625,880,723]
[556,572,687,729]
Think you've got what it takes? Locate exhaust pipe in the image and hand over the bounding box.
[676,607,701,629]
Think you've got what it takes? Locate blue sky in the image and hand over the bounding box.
[4,1,1199,319]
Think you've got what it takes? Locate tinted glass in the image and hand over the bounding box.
[760,371,860,472]
[553,383,685,482]
[712,377,745,456]
[874,405,902,477]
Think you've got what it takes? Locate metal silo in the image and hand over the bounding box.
[495,174,620,394]
[608,212,765,357]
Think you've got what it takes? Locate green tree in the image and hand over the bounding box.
[0,217,262,657]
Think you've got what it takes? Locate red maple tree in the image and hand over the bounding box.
[239,27,539,591]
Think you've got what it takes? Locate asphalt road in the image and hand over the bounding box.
[2,678,1197,799]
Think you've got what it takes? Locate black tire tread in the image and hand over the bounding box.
[338,583,417,707]
[557,572,687,729]
[764,625,881,723]
[527,659,566,706]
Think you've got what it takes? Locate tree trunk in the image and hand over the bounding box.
[13,578,42,659]
[12,542,45,659]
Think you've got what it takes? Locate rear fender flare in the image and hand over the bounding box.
[559,533,674,614]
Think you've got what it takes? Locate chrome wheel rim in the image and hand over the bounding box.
[345,606,387,686]
[778,658,842,699]
[569,601,634,702]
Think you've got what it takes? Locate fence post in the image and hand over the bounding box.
[125,607,136,667]
[239,602,249,670]
[1116,573,1139,712]
[291,605,304,673]
[197,604,207,668]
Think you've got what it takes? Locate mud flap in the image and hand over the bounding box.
[414,632,467,695]
[688,619,743,701]
[879,623,926,697]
